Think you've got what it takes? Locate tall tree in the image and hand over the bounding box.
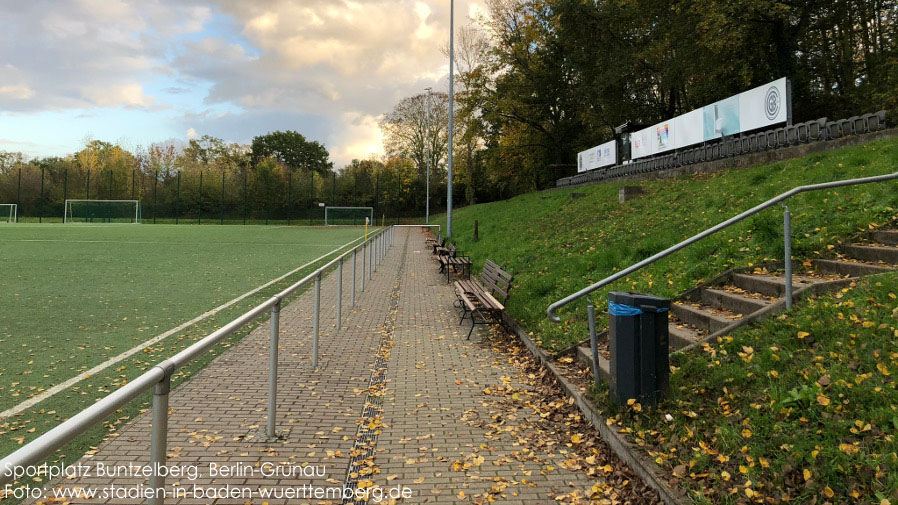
[250,130,332,174]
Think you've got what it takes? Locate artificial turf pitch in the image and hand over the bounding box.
[0,224,365,460]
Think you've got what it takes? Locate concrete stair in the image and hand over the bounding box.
[577,226,898,380]
[573,228,898,382]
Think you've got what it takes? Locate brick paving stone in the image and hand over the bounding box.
[26,228,626,505]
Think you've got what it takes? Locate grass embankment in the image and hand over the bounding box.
[601,272,898,503]
[439,137,898,351]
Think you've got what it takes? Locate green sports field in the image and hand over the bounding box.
[0,224,365,458]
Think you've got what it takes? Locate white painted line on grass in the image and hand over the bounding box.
[0,234,364,419]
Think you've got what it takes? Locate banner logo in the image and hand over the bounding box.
[765,86,781,120]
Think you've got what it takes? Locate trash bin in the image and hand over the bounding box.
[608,292,670,406]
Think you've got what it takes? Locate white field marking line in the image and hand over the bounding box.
[0,234,365,419]
[5,239,347,246]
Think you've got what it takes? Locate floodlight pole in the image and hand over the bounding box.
[447,0,454,238]
[425,87,432,225]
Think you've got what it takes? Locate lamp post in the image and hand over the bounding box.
[447,0,454,238]
[425,87,432,225]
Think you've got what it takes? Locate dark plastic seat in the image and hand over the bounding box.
[866,112,881,131]
[839,118,855,136]
[775,128,787,147]
[796,123,809,143]
[786,125,798,144]
[853,115,867,134]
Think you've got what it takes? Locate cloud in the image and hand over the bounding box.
[0,0,485,167]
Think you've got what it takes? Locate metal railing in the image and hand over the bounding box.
[0,225,396,504]
[547,172,898,323]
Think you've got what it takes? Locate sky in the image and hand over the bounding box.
[0,0,486,168]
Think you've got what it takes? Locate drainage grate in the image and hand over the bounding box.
[342,231,408,504]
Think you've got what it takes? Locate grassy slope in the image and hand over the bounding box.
[439,137,898,350]
[0,225,363,469]
[601,272,898,504]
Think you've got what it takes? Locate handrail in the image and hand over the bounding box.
[547,172,898,322]
[0,225,396,498]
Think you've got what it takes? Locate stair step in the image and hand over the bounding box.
[840,244,898,265]
[872,230,898,246]
[671,302,741,333]
[814,258,893,277]
[701,288,771,315]
[576,345,610,382]
[731,273,814,298]
[669,324,705,350]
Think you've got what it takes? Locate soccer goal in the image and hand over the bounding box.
[0,204,16,223]
[64,200,141,224]
[324,206,374,226]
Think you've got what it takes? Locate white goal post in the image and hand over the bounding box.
[0,204,16,223]
[64,200,141,224]
[324,206,374,226]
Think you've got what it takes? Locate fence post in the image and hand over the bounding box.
[243,172,248,225]
[784,205,792,309]
[312,273,321,369]
[352,249,357,307]
[369,239,374,280]
[220,171,225,225]
[267,300,280,438]
[153,171,158,224]
[148,370,172,505]
[374,235,378,273]
[16,167,21,219]
[176,171,181,225]
[39,167,44,223]
[337,259,343,331]
[361,243,366,292]
[198,170,203,225]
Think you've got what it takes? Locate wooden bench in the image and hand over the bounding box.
[431,237,447,255]
[453,260,513,339]
[437,243,472,282]
[425,231,441,248]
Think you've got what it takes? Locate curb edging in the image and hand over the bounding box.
[504,317,688,505]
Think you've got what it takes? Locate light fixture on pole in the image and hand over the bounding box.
[447,0,454,238]
[425,87,432,225]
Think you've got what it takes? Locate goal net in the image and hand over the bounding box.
[324,207,374,226]
[0,204,16,223]
[64,200,141,224]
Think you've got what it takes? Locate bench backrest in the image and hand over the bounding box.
[479,260,514,303]
[447,243,457,256]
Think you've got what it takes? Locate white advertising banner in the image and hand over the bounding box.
[577,140,617,172]
[628,78,790,160]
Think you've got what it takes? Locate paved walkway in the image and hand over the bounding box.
[30,228,642,505]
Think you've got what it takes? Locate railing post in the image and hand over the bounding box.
[337,259,343,331]
[587,301,600,388]
[267,300,280,438]
[374,236,378,273]
[313,273,321,369]
[148,371,172,505]
[352,249,357,307]
[361,243,366,291]
[784,205,792,309]
[369,239,373,280]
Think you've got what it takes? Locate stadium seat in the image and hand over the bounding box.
[852,115,867,134]
[796,123,809,143]
[786,125,798,145]
[839,118,854,136]
[826,120,842,139]
[876,110,887,129]
[741,137,751,153]
[766,130,777,148]
[710,144,720,159]
[748,135,759,152]
[865,112,881,131]
[775,128,787,147]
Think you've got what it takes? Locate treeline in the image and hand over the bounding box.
[380,0,898,200]
[0,132,437,222]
